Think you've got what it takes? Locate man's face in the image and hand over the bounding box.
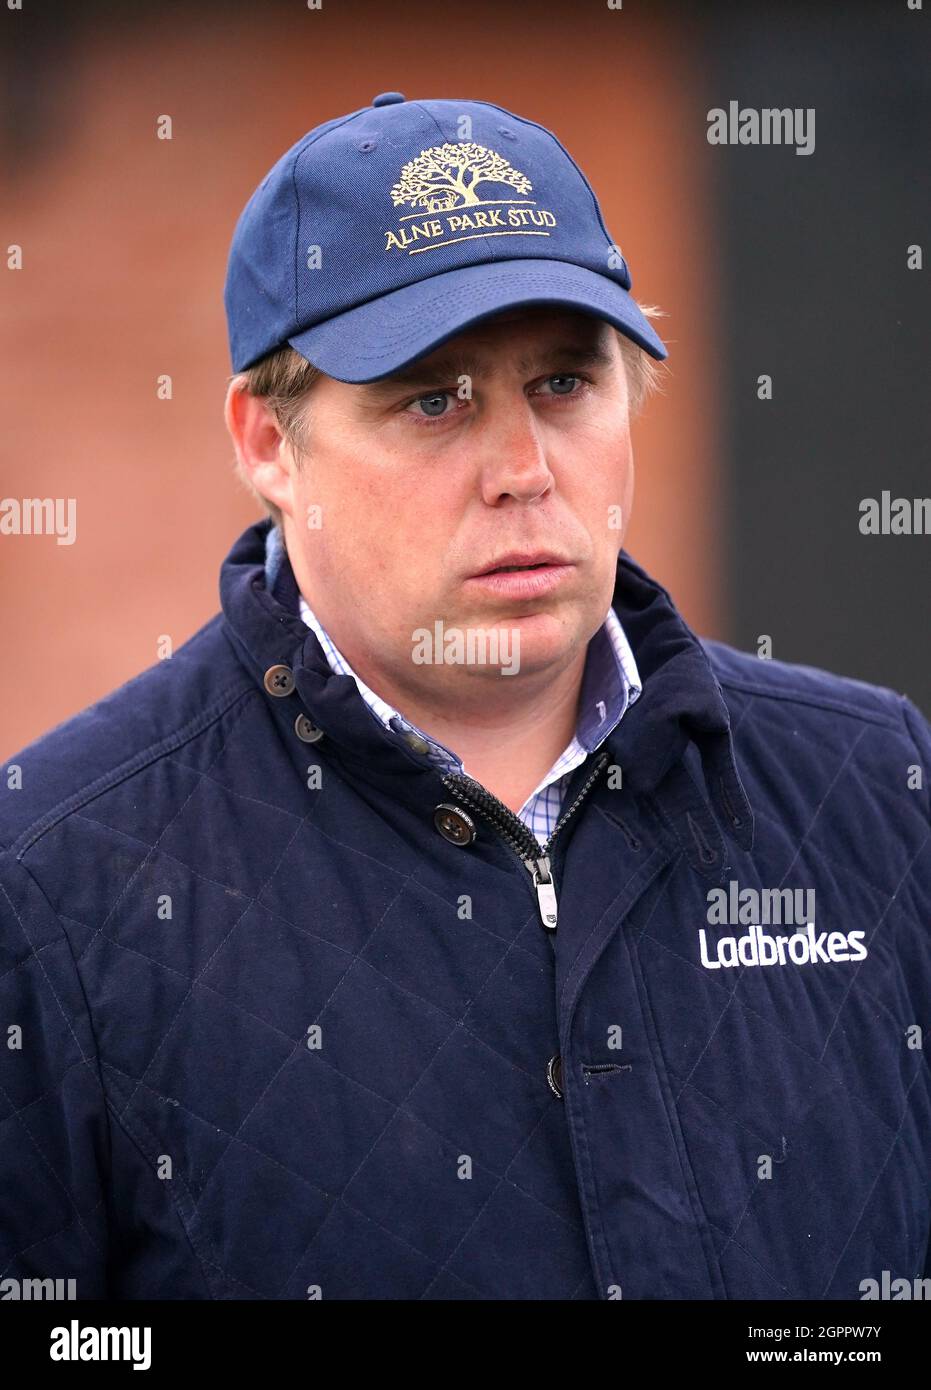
[279,306,634,702]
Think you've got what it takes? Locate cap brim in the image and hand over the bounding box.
[288,258,667,383]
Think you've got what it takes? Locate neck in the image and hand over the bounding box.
[387,658,586,813]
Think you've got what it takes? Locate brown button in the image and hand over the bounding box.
[546,1054,564,1099]
[294,713,324,743]
[433,804,477,846]
[263,664,295,697]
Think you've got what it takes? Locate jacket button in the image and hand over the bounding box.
[404,732,432,755]
[546,1054,564,1099]
[294,713,324,743]
[433,804,477,846]
[263,664,295,697]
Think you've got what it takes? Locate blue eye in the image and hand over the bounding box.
[541,374,580,395]
[410,392,450,417]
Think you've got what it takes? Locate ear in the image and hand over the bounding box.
[224,378,298,519]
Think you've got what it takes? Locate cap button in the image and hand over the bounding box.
[372,91,405,107]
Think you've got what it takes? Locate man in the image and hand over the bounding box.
[1,93,929,1302]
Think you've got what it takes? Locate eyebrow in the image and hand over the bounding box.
[362,340,616,394]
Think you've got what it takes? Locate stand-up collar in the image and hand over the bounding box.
[604,550,755,873]
[219,518,754,865]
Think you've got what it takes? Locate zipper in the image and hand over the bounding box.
[440,748,610,931]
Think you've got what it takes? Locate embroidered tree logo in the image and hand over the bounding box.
[390,143,533,212]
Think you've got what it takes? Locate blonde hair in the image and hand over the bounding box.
[229,304,667,530]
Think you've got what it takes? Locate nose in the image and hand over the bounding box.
[477,406,555,506]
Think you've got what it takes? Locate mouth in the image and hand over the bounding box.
[465,555,574,601]
[488,562,549,574]
[471,552,568,578]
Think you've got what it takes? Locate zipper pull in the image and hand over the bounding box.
[530,856,558,930]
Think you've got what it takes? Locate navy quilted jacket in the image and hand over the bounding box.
[2,518,929,1301]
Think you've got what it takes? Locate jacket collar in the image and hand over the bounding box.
[219,519,755,870]
[602,550,755,873]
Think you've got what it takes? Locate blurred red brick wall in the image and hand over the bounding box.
[1,0,720,756]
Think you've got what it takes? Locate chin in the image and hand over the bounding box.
[498,610,580,665]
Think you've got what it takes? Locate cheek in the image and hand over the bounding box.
[608,461,634,548]
[572,431,632,519]
[619,454,634,515]
[288,458,368,592]
[296,449,452,600]
[595,416,634,512]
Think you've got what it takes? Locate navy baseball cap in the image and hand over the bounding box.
[224,92,667,383]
